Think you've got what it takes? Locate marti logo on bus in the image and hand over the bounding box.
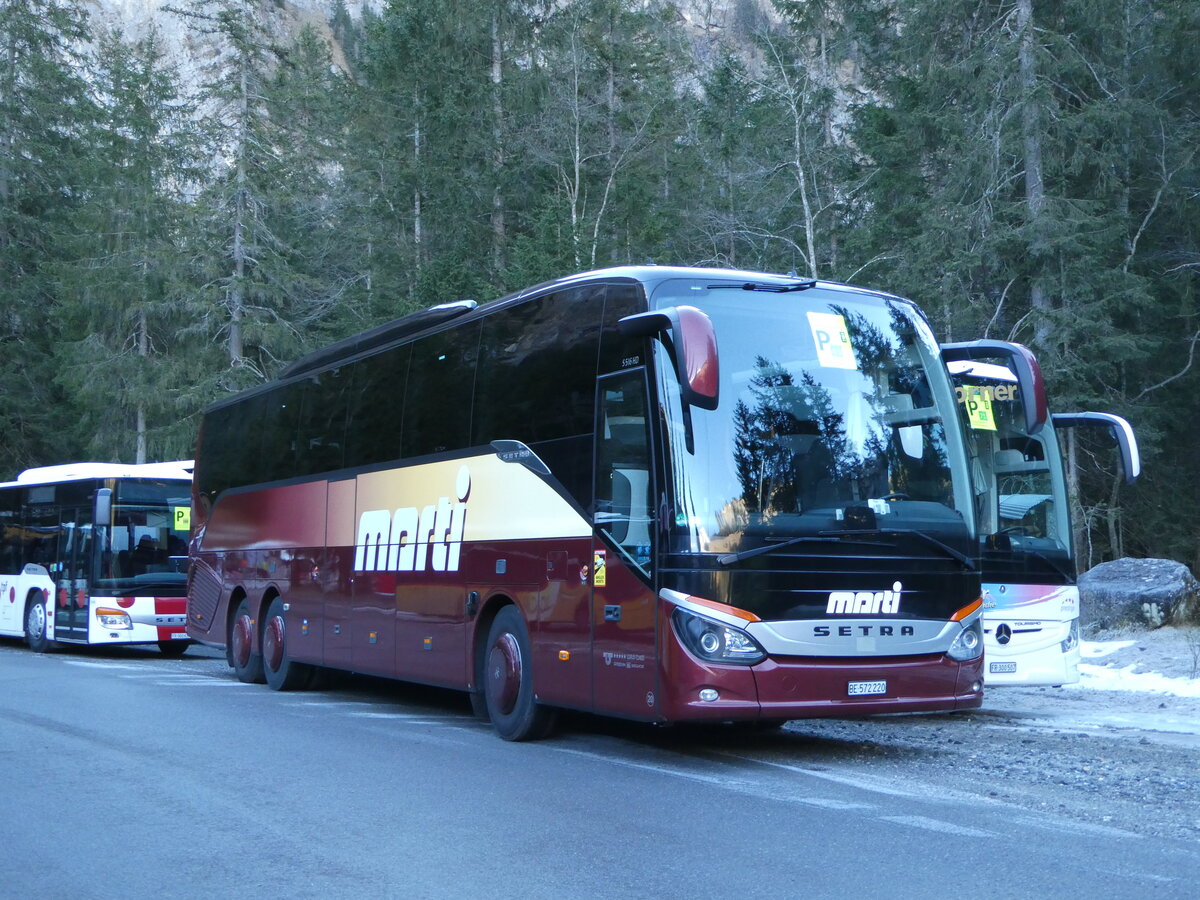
[826,582,903,615]
[354,466,470,574]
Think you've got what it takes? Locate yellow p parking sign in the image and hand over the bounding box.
[173,506,191,532]
[962,386,996,431]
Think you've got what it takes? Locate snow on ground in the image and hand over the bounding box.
[1075,637,1200,698]
[982,626,1200,745]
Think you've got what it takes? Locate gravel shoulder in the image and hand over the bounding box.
[774,625,1200,841]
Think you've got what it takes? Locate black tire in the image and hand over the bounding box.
[24,590,53,653]
[158,640,190,658]
[481,606,556,741]
[229,597,265,684]
[261,597,312,691]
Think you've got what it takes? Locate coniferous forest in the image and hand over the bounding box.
[2,0,1198,571]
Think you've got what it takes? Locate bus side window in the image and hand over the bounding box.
[595,370,653,570]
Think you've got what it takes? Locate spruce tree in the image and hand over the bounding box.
[0,0,98,473]
[55,26,202,464]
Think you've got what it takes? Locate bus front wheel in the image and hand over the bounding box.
[230,598,265,684]
[262,597,311,691]
[482,606,556,741]
[24,591,53,653]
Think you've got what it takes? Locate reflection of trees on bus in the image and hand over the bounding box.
[730,306,952,518]
[732,358,894,514]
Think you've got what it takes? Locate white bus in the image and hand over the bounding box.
[0,462,193,654]
[943,344,1139,685]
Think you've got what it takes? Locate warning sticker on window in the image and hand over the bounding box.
[807,312,859,370]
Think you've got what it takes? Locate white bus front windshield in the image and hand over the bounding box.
[97,481,191,591]
[954,376,1072,564]
[653,281,973,554]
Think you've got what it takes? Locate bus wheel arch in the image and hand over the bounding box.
[468,594,509,719]
[262,594,312,691]
[480,604,557,741]
[228,591,265,684]
[23,589,53,653]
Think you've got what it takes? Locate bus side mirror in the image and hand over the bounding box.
[618,305,719,410]
[1051,412,1141,483]
[94,488,112,525]
[941,340,1048,434]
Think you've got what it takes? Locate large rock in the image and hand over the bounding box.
[1078,557,1199,630]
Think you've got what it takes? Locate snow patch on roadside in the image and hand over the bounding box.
[1071,640,1200,698]
[1073,663,1200,698]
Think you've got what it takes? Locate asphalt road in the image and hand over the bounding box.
[1,638,1197,899]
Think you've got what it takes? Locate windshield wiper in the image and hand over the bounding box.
[823,528,978,572]
[706,280,816,293]
[717,535,863,566]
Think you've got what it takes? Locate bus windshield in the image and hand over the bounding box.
[949,364,1072,570]
[97,480,192,592]
[652,280,972,555]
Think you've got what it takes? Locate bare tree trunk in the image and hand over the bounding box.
[1065,427,1089,573]
[413,86,423,277]
[791,106,818,280]
[1107,474,1123,560]
[229,52,248,368]
[137,294,149,464]
[0,36,13,252]
[1017,0,1051,351]
[490,7,505,275]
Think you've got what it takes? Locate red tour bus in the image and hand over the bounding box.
[187,266,986,739]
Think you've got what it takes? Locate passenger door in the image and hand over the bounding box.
[591,369,658,719]
[54,509,91,641]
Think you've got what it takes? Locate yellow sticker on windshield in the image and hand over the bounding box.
[963,386,997,431]
[173,506,192,533]
[807,312,859,370]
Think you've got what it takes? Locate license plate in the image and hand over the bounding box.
[990,661,1017,674]
[847,680,887,696]
[169,632,190,639]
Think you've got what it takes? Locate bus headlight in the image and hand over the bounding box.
[96,608,133,630]
[1061,620,1080,654]
[947,619,983,661]
[672,608,766,665]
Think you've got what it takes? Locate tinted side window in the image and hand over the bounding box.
[296,367,352,477]
[0,488,20,573]
[256,383,305,483]
[596,369,654,573]
[473,285,605,446]
[195,403,249,498]
[402,323,481,458]
[344,344,410,469]
[598,282,647,374]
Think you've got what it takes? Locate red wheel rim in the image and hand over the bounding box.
[486,632,522,716]
[264,615,285,672]
[232,613,253,668]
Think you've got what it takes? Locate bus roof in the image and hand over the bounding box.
[4,461,194,489]
[277,265,909,382]
[946,359,1019,382]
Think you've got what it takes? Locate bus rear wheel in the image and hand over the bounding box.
[482,606,556,741]
[230,597,265,684]
[262,597,311,691]
[24,591,53,653]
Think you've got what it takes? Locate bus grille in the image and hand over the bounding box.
[188,566,222,629]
